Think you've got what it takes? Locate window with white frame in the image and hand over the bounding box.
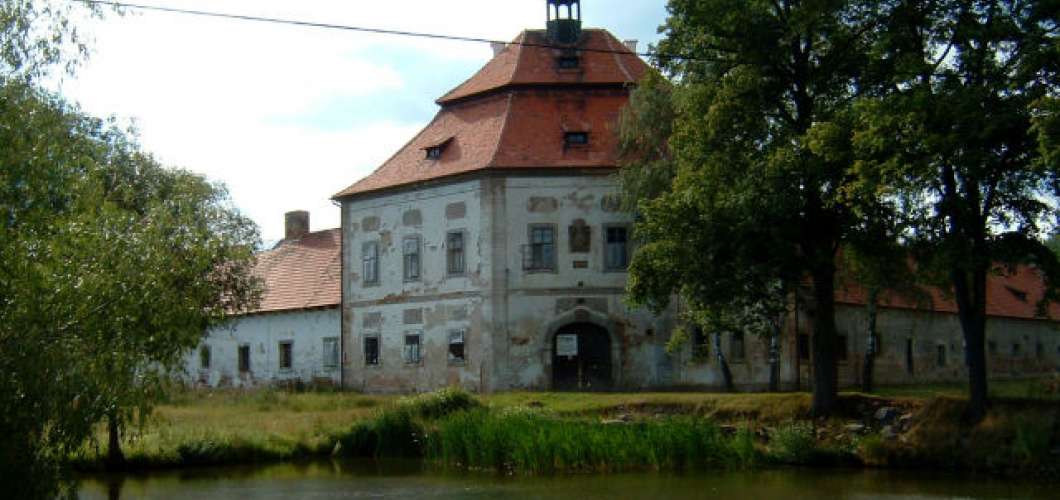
[447,231,465,275]
[524,224,556,271]
[199,345,211,369]
[362,241,379,285]
[604,225,629,270]
[403,236,421,281]
[323,337,339,369]
[404,333,422,364]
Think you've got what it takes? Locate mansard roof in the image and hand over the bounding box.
[249,228,341,314]
[333,28,649,200]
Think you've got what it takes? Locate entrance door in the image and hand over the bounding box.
[552,323,612,391]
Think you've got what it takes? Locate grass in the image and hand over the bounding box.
[67,376,1060,478]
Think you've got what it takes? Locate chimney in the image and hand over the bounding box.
[284,210,310,240]
[623,40,638,53]
[490,41,506,56]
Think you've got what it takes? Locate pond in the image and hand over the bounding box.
[78,460,1053,499]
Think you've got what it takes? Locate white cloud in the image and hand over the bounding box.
[54,0,666,241]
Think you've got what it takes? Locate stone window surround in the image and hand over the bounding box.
[448,329,466,365]
[364,334,381,368]
[362,240,380,287]
[446,229,467,277]
[278,340,294,371]
[403,235,422,282]
[404,331,423,365]
[525,223,558,273]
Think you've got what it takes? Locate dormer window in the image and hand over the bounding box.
[558,56,580,69]
[564,131,589,147]
[422,137,453,160]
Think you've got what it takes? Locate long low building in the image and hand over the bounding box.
[181,211,342,389]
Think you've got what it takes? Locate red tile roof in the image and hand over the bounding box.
[835,265,1060,321]
[333,28,649,199]
[248,228,341,314]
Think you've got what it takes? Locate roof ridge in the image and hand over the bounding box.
[332,113,445,199]
[436,30,527,105]
[486,91,516,167]
[602,31,634,82]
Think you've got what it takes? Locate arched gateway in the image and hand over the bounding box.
[552,323,612,391]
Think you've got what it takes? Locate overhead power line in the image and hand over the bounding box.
[70,0,689,61]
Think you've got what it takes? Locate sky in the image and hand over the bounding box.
[54,0,669,245]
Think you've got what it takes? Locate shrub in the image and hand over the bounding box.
[399,387,480,419]
[768,423,816,464]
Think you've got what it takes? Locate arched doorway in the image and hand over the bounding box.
[552,322,612,391]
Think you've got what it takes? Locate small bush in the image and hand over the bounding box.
[399,387,480,419]
[1010,418,1052,464]
[768,423,816,464]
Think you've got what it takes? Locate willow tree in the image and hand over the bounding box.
[621,0,896,415]
[852,0,1060,420]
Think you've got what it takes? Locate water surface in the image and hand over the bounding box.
[78,460,1053,499]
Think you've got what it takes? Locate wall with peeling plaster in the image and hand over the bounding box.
[338,174,1059,394]
[181,308,341,388]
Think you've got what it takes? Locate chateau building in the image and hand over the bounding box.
[186,0,1059,391]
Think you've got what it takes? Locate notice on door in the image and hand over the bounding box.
[556,334,578,357]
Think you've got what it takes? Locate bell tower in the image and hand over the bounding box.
[546,0,582,45]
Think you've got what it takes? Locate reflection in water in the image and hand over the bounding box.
[78,459,1053,500]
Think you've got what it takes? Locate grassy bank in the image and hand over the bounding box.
[69,378,1060,478]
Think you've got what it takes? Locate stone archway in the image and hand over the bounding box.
[552,322,613,391]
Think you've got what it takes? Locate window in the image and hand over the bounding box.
[448,330,466,363]
[403,236,421,281]
[362,241,379,285]
[797,334,810,360]
[404,333,422,364]
[691,326,709,360]
[364,336,380,366]
[199,345,211,369]
[447,231,465,275]
[604,225,629,270]
[936,344,946,367]
[557,55,580,69]
[1036,341,1044,359]
[837,335,848,361]
[988,340,998,354]
[524,225,556,271]
[279,341,293,370]
[323,337,339,369]
[731,331,745,361]
[238,345,250,373]
[564,131,589,147]
[1012,342,1022,356]
[425,145,443,160]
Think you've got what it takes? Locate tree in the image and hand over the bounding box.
[621,0,894,415]
[851,0,1060,420]
[0,81,259,497]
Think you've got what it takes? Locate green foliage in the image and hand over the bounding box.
[397,387,481,420]
[622,0,900,414]
[1010,418,1052,464]
[0,79,259,494]
[767,422,817,464]
[427,409,755,473]
[848,0,1060,416]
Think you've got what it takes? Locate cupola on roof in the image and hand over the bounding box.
[333,4,649,200]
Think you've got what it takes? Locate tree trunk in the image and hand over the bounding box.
[862,288,879,393]
[714,332,735,392]
[810,266,839,416]
[768,320,781,392]
[106,413,125,470]
[954,264,990,422]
